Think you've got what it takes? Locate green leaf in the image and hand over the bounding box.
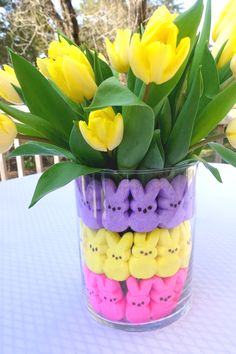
[175,0,203,43]
[29,162,101,207]
[219,62,232,83]
[201,45,219,98]
[193,155,222,182]
[138,130,164,170]
[15,123,44,138]
[188,0,211,85]
[117,105,155,169]
[208,142,236,167]
[166,69,201,165]
[192,80,236,144]
[10,50,78,138]
[158,99,172,144]
[87,77,146,111]
[9,141,75,160]
[127,68,136,92]
[69,123,107,167]
[0,100,67,148]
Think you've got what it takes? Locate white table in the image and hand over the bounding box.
[0,164,236,354]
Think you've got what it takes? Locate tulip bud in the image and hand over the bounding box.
[226,118,236,149]
[0,114,17,153]
[79,107,124,152]
[212,0,236,42]
[0,65,22,104]
[128,6,190,85]
[37,37,97,103]
[105,29,131,73]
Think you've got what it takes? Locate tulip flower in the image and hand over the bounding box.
[230,54,236,76]
[0,114,17,153]
[128,6,190,85]
[37,37,97,103]
[105,29,131,73]
[226,118,236,149]
[0,65,22,104]
[212,0,236,42]
[79,107,124,152]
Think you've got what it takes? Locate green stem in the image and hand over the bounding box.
[142,84,151,103]
[189,133,225,152]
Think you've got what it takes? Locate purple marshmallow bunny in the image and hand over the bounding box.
[129,179,161,232]
[102,178,130,232]
[157,175,189,228]
[76,176,103,229]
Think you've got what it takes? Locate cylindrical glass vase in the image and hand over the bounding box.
[75,164,197,331]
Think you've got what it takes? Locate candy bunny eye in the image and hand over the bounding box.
[108,205,111,209]
[117,207,121,210]
[95,247,98,251]
[89,244,92,249]
[148,205,152,210]
[132,302,136,305]
[104,296,107,300]
[140,250,144,254]
[160,297,163,301]
[170,203,174,207]
[175,248,178,251]
[178,201,181,205]
[168,249,171,253]
[138,207,142,212]
[112,254,115,258]
[149,251,152,254]
[141,301,144,305]
[119,256,122,259]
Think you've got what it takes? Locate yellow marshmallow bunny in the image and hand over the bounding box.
[179,221,192,268]
[129,230,159,279]
[103,231,133,281]
[156,227,181,277]
[82,225,108,273]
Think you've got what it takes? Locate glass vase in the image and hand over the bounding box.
[75,164,197,331]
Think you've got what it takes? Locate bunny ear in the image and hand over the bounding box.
[159,178,175,198]
[170,227,180,243]
[164,273,178,289]
[126,276,139,293]
[106,231,120,248]
[102,178,116,195]
[119,232,133,249]
[139,278,153,295]
[152,276,165,292]
[171,175,187,197]
[145,179,161,198]
[130,179,145,200]
[157,229,171,246]
[146,229,159,248]
[105,277,120,292]
[96,229,108,245]
[133,232,147,246]
[116,179,130,200]
[96,274,106,291]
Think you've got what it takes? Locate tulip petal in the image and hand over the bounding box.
[226,118,236,148]
[0,70,22,104]
[162,37,190,84]
[79,121,107,152]
[105,29,131,73]
[62,56,97,102]
[36,58,52,79]
[0,114,17,153]
[146,42,172,84]
[212,0,236,42]
[129,33,150,84]
[107,113,124,150]
[47,57,72,99]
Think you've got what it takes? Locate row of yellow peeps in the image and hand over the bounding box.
[81,221,191,281]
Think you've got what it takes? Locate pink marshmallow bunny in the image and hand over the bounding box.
[102,179,130,232]
[129,179,161,232]
[97,274,125,321]
[175,268,188,302]
[126,277,153,323]
[83,266,101,314]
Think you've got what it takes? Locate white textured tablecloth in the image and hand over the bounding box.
[0,164,236,354]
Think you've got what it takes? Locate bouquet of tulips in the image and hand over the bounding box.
[1,0,236,207]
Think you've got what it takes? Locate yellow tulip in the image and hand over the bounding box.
[79,107,124,152]
[128,6,190,85]
[0,65,22,104]
[226,118,236,149]
[105,29,131,73]
[0,114,17,153]
[37,37,97,103]
[230,54,236,76]
[212,0,236,42]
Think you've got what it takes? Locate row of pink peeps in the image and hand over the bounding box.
[84,266,188,323]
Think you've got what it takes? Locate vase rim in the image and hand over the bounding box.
[96,161,198,175]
